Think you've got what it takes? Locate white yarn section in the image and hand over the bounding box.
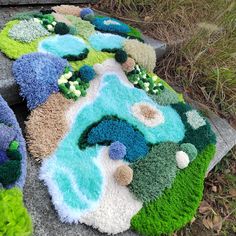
[186,110,206,130]
[176,151,190,169]
[39,153,103,223]
[79,147,143,235]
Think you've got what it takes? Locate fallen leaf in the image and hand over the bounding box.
[213,215,222,233]
[191,216,196,224]
[229,188,236,197]
[144,16,152,22]
[202,216,214,229]
[212,185,217,192]
[199,201,212,214]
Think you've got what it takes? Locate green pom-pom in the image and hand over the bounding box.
[54,22,70,35]
[180,143,198,161]
[8,140,19,152]
[0,188,33,236]
[115,49,128,63]
[0,160,21,186]
[7,149,22,161]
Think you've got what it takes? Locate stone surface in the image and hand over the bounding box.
[0,0,98,6]
[207,113,236,173]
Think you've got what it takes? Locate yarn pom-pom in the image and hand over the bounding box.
[114,165,133,186]
[109,141,127,160]
[122,57,135,72]
[80,8,94,20]
[176,151,190,169]
[115,49,128,63]
[180,143,198,161]
[78,65,96,82]
[54,22,70,35]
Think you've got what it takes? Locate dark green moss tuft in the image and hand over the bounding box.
[172,102,216,152]
[115,49,128,63]
[62,48,89,61]
[54,22,70,35]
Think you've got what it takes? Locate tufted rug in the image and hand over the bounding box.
[0,5,216,236]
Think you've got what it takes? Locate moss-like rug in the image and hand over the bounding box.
[0,5,216,235]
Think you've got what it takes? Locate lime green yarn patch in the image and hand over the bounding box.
[70,48,113,70]
[128,26,143,41]
[0,20,46,59]
[131,144,216,236]
[0,188,33,236]
[65,15,95,39]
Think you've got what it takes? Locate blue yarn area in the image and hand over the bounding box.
[91,17,130,34]
[13,52,67,110]
[87,119,148,162]
[38,35,88,58]
[109,141,126,160]
[89,32,125,51]
[79,65,96,82]
[0,150,8,165]
[0,123,16,151]
[40,74,185,215]
[0,95,27,189]
[80,8,94,19]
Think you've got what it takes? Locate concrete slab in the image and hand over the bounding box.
[0,0,98,6]
[0,6,167,105]
[207,113,236,172]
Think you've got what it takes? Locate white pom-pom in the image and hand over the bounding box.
[176,151,190,169]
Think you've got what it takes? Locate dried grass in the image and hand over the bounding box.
[94,0,236,124]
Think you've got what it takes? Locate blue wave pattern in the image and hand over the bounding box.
[41,74,185,215]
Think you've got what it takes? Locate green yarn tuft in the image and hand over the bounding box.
[69,48,113,71]
[0,188,33,236]
[8,140,19,152]
[129,142,179,202]
[150,87,179,105]
[65,15,95,39]
[131,144,216,235]
[172,103,216,152]
[54,22,70,35]
[63,48,89,61]
[180,143,198,161]
[0,20,46,59]
[11,11,42,20]
[115,49,128,63]
[0,160,21,187]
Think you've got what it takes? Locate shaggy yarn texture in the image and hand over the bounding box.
[0,20,45,59]
[52,5,81,17]
[38,35,88,59]
[65,15,95,39]
[0,96,32,235]
[25,93,72,160]
[0,188,33,236]
[8,19,50,43]
[13,52,67,110]
[0,124,16,151]
[0,7,217,236]
[124,39,156,72]
[0,96,27,189]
